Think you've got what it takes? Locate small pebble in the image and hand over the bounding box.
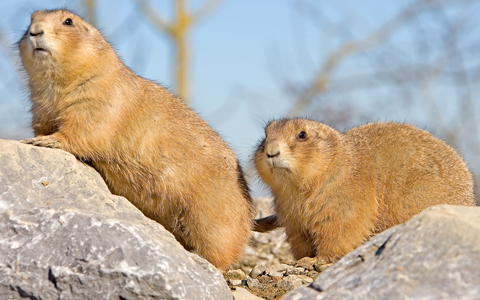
[276,277,303,291]
[227,269,247,279]
[246,277,263,289]
[285,266,306,276]
[265,263,289,275]
[314,262,333,272]
[249,264,266,279]
[295,257,317,270]
[287,274,313,284]
[308,270,319,278]
[232,287,264,300]
[228,279,242,286]
[268,271,284,278]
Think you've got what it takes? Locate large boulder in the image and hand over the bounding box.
[284,204,480,300]
[0,139,233,300]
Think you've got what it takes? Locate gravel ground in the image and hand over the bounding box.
[224,198,332,299]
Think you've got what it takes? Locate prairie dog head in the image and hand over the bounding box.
[18,10,111,81]
[255,118,340,191]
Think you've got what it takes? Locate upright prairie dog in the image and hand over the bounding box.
[254,118,475,262]
[18,9,252,269]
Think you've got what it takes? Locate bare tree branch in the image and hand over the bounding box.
[135,0,224,103]
[192,0,224,24]
[137,0,174,35]
[288,0,473,115]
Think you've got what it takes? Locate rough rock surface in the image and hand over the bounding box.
[0,139,232,300]
[284,204,480,300]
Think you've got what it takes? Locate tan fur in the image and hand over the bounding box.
[254,118,475,262]
[18,9,252,269]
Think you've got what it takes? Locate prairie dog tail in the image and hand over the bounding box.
[253,215,281,232]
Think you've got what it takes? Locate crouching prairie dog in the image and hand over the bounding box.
[254,118,475,262]
[18,9,253,269]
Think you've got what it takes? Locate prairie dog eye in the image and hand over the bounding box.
[63,18,73,26]
[297,131,307,140]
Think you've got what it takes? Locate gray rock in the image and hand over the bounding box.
[0,139,232,300]
[284,204,480,300]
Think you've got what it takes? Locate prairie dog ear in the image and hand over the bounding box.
[314,128,328,140]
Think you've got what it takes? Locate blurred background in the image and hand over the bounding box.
[0,0,479,199]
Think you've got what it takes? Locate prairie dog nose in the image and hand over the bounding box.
[29,23,45,36]
[266,143,281,158]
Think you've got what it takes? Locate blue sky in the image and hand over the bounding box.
[1,1,479,196]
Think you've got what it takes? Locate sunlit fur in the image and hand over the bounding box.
[254,118,475,262]
[19,9,253,269]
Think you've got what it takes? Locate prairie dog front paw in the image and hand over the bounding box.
[21,135,62,149]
